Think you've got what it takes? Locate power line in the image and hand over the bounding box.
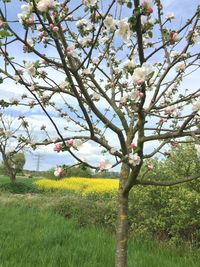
[33,153,44,172]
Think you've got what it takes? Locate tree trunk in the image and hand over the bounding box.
[10,172,16,183]
[115,190,129,267]
[115,163,130,267]
[5,162,16,183]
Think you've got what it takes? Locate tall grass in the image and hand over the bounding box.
[0,204,115,267]
[0,203,199,267]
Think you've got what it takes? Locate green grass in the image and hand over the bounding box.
[0,204,115,267]
[0,176,42,194]
[0,176,199,267]
[0,203,199,267]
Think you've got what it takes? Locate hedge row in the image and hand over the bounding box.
[53,185,200,246]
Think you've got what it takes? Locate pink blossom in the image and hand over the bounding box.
[52,26,59,32]
[142,1,153,15]
[54,167,64,177]
[136,79,145,86]
[120,95,128,105]
[39,31,45,38]
[130,143,136,149]
[99,159,111,171]
[66,139,74,146]
[27,17,35,26]
[159,118,167,123]
[53,143,62,152]
[66,47,73,55]
[164,107,175,115]
[23,45,28,53]
[169,31,179,45]
[137,91,144,98]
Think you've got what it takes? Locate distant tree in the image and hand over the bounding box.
[0,112,31,183]
[94,171,120,179]
[64,164,93,178]
[1,152,26,175]
[139,141,200,190]
[162,142,200,179]
[11,152,26,174]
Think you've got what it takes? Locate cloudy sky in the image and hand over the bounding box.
[0,0,199,171]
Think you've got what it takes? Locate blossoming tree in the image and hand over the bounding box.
[0,0,200,266]
[0,111,31,182]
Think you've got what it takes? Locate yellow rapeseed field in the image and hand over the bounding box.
[34,177,119,196]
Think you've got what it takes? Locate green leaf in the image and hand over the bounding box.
[127,2,132,8]
[0,30,13,39]
[148,31,153,38]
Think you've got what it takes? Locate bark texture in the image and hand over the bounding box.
[115,164,130,267]
[115,191,129,267]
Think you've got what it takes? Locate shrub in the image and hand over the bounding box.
[0,182,41,194]
[48,183,200,246]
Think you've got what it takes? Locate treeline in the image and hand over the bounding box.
[22,168,120,179]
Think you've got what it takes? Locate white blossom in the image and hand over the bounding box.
[116,18,131,42]
[104,16,116,31]
[27,39,34,47]
[76,19,88,28]
[24,61,36,76]
[80,37,92,47]
[123,58,135,70]
[175,62,186,72]
[37,0,56,13]
[92,58,100,65]
[166,12,174,20]
[192,100,200,114]
[59,81,69,90]
[170,50,180,58]
[21,3,33,14]
[18,3,33,23]
[82,0,97,7]
[14,75,20,83]
[92,92,100,101]
[181,52,189,58]
[132,63,154,85]
[129,153,141,166]
[73,139,83,148]
[18,13,27,24]
[82,68,92,75]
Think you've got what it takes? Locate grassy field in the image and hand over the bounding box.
[0,176,199,267]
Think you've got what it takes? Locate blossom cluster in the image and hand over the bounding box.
[53,139,81,153]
